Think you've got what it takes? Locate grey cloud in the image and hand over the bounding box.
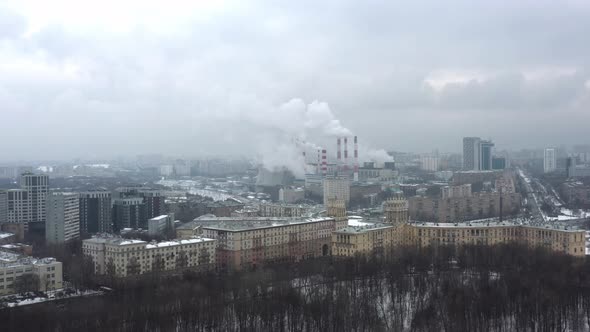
[1,1,590,160]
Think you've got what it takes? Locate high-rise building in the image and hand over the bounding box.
[5,189,30,225]
[544,148,556,173]
[0,191,7,225]
[463,137,481,170]
[113,197,146,231]
[46,192,80,244]
[19,173,49,224]
[479,140,495,170]
[463,137,495,171]
[323,176,350,206]
[420,154,440,172]
[115,187,165,221]
[492,157,506,170]
[79,191,112,235]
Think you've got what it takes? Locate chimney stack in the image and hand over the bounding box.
[354,136,359,182]
[321,149,327,177]
[343,137,349,172]
[317,149,321,174]
[337,137,342,170]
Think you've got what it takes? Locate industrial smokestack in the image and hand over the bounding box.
[343,137,349,172]
[321,149,327,177]
[337,137,342,170]
[302,140,306,174]
[317,149,321,175]
[354,136,359,182]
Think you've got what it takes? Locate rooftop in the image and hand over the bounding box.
[185,216,335,232]
[84,236,215,248]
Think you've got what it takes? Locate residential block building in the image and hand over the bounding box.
[46,192,80,244]
[0,251,63,295]
[82,236,217,277]
[79,190,112,235]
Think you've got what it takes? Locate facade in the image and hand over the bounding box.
[46,192,80,244]
[258,203,309,218]
[83,236,216,277]
[0,251,63,295]
[278,187,305,204]
[4,189,30,226]
[323,176,350,206]
[544,148,557,173]
[79,190,112,235]
[452,170,503,185]
[333,197,586,258]
[408,192,521,223]
[463,137,481,170]
[19,173,49,225]
[178,200,348,271]
[420,154,440,172]
[441,184,472,199]
[148,214,174,236]
[492,157,507,170]
[0,191,6,225]
[479,141,495,170]
[113,197,145,231]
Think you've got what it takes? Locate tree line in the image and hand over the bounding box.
[4,243,590,331]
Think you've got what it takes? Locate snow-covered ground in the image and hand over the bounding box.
[1,289,103,308]
[547,208,590,221]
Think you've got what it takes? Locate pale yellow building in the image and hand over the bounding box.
[333,197,586,257]
[83,236,217,277]
[0,251,63,295]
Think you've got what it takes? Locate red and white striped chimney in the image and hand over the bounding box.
[343,137,349,172]
[317,149,321,174]
[354,136,359,181]
[321,149,327,177]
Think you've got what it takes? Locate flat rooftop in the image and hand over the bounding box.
[187,216,335,232]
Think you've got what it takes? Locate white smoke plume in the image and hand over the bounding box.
[235,98,391,177]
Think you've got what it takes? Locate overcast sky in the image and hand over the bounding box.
[1,0,589,161]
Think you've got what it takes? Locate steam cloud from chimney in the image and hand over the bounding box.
[245,98,392,177]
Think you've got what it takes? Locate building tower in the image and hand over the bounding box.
[544,148,556,173]
[46,192,80,244]
[325,198,348,229]
[479,140,495,170]
[19,173,49,225]
[383,196,408,226]
[79,190,112,235]
[463,137,481,170]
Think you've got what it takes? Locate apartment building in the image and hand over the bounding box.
[408,192,521,222]
[79,190,112,235]
[82,236,217,277]
[258,203,309,218]
[0,251,63,295]
[334,218,585,258]
[46,192,80,244]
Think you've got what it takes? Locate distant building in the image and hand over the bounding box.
[0,252,63,295]
[420,154,440,172]
[112,197,145,231]
[113,187,166,231]
[409,192,521,223]
[323,176,350,206]
[46,192,80,244]
[544,148,556,173]
[278,187,305,203]
[441,184,472,199]
[492,157,506,170]
[463,137,495,171]
[561,181,590,208]
[258,203,308,217]
[4,189,30,230]
[79,191,112,235]
[148,214,175,236]
[463,137,481,170]
[479,141,494,170]
[0,191,7,225]
[19,173,49,225]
